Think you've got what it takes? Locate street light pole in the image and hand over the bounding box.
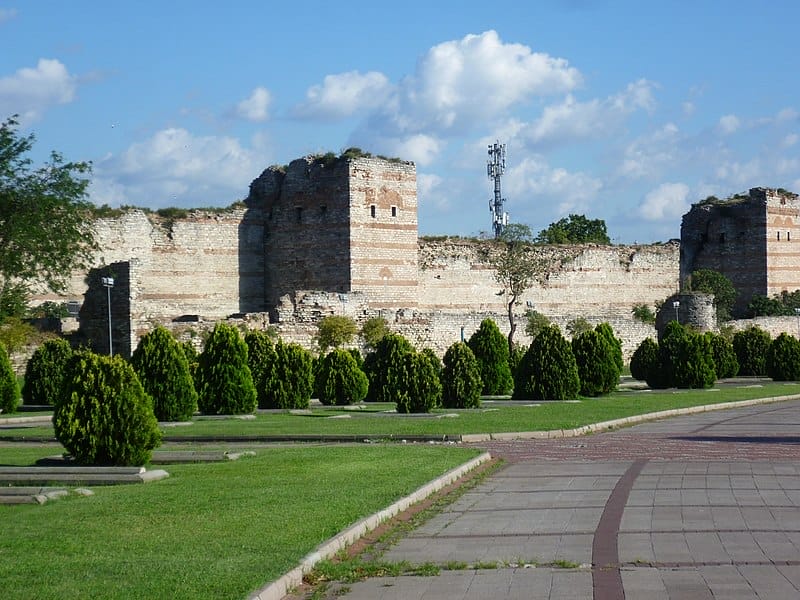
[673,300,680,324]
[795,307,800,339]
[101,276,114,356]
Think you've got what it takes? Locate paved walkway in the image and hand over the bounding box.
[332,400,800,599]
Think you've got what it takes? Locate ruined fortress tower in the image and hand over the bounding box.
[680,187,800,314]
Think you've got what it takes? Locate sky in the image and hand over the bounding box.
[1,1,799,243]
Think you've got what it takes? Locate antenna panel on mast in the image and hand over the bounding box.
[487,141,508,238]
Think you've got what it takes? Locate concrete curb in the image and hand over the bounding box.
[248,451,492,600]
[0,414,52,425]
[460,393,800,443]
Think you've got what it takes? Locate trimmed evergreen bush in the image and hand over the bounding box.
[245,330,279,409]
[53,352,160,465]
[131,326,197,421]
[195,323,257,415]
[653,321,688,388]
[595,322,623,373]
[0,341,19,414]
[395,350,442,413]
[733,326,772,376]
[315,348,368,406]
[513,325,580,401]
[467,318,513,395]
[263,341,314,409]
[706,332,739,379]
[671,332,716,389]
[364,333,415,403]
[766,333,800,381]
[180,341,199,387]
[22,337,73,406]
[572,329,618,396]
[441,342,482,409]
[630,337,659,383]
[509,343,526,382]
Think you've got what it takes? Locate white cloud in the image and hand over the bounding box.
[638,183,690,221]
[718,114,740,134]
[522,79,656,147]
[417,173,447,209]
[682,101,695,116]
[617,123,680,179]
[507,155,602,215]
[782,133,798,148]
[235,86,271,122]
[90,128,262,208]
[776,108,799,123]
[293,71,392,120]
[382,134,443,166]
[0,58,77,124]
[714,159,762,186]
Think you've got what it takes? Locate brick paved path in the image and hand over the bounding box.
[334,400,800,599]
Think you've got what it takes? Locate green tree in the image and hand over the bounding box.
[571,329,618,396]
[524,310,551,340]
[195,323,257,415]
[706,332,739,379]
[513,325,580,401]
[535,214,611,244]
[53,352,160,465]
[0,340,19,414]
[441,342,482,409]
[567,317,593,339]
[395,351,442,413]
[22,337,73,406]
[360,317,390,350]
[630,337,659,383]
[687,269,737,321]
[0,116,97,322]
[244,330,278,409]
[766,333,800,381]
[489,223,547,354]
[316,315,358,353]
[264,341,314,409]
[671,332,716,389]
[131,326,197,421]
[595,322,624,373]
[733,326,771,376]
[631,303,656,324]
[314,348,368,406]
[364,333,415,403]
[467,318,513,395]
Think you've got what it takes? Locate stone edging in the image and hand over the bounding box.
[460,393,800,442]
[247,452,492,600]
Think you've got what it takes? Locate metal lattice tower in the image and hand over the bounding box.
[487,141,508,238]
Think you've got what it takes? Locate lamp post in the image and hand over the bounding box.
[673,300,680,324]
[101,276,114,356]
[795,307,800,338]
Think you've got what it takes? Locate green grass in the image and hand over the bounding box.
[3,382,799,439]
[0,444,480,600]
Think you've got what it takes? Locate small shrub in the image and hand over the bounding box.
[360,317,390,350]
[316,315,358,353]
[245,330,278,409]
[706,332,739,379]
[571,329,618,396]
[595,322,624,373]
[467,318,513,395]
[671,332,716,389]
[733,326,772,376]
[0,341,19,414]
[315,348,368,406]
[524,310,551,340]
[766,333,800,381]
[509,343,526,382]
[131,326,198,421]
[513,325,580,401]
[632,303,656,324]
[22,338,73,406]
[630,337,659,383]
[566,317,592,339]
[264,341,314,409]
[441,342,482,409]
[195,323,257,415]
[53,352,161,465]
[395,351,442,413]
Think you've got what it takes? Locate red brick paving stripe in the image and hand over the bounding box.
[592,459,648,600]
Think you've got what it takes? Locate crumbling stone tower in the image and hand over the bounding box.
[680,187,800,314]
[246,154,418,318]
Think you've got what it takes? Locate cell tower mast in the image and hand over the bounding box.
[487,141,508,238]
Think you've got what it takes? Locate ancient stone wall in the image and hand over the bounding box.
[680,187,800,314]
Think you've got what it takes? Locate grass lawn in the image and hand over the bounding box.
[0,444,481,600]
[5,381,799,440]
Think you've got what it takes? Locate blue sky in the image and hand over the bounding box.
[2,1,798,243]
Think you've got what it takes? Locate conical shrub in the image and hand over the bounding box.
[766,333,800,381]
[630,337,659,383]
[0,341,19,415]
[572,329,618,396]
[441,342,482,409]
[131,326,197,421]
[245,330,278,409]
[513,325,579,401]
[196,323,257,415]
[467,318,513,395]
[23,338,73,406]
[315,348,368,406]
[263,341,313,409]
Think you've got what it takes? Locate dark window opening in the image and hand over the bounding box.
[777,231,781,241]
[320,205,327,217]
[391,206,397,217]
[719,232,726,243]
[295,207,303,223]
[370,205,376,218]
